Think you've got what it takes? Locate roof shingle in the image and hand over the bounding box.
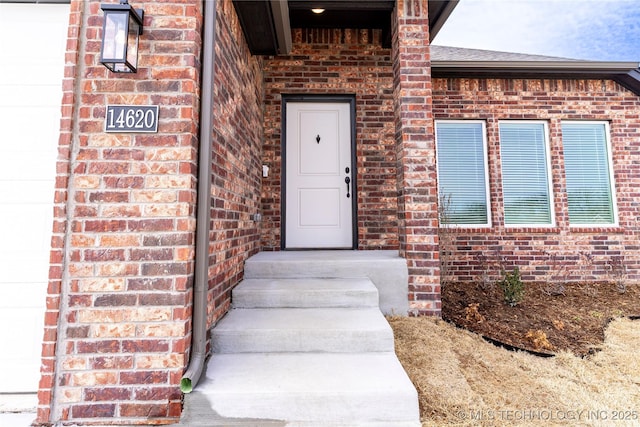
[431,45,580,62]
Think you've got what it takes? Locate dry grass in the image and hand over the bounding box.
[389,317,640,426]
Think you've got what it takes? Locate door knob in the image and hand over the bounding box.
[344,176,351,198]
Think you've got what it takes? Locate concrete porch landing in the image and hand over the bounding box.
[243,250,409,316]
[180,250,419,426]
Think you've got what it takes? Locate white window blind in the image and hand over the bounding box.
[499,122,553,225]
[435,121,489,225]
[562,122,615,225]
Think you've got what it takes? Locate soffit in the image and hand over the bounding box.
[232,0,458,54]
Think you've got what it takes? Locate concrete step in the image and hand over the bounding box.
[243,250,409,315]
[181,252,420,426]
[192,353,420,426]
[232,278,379,309]
[244,250,406,279]
[212,307,394,353]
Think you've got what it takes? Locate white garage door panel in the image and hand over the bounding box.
[0,106,61,155]
[2,65,66,83]
[1,86,65,108]
[0,206,53,250]
[0,285,48,308]
[0,182,57,204]
[0,3,68,393]
[2,259,51,286]
[0,152,57,181]
[2,266,51,287]
[0,306,45,393]
[0,307,45,352]
[0,206,52,285]
[0,311,43,356]
[0,4,68,54]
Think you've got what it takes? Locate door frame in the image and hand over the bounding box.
[281,94,358,250]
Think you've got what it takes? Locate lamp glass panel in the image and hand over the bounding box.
[103,12,128,61]
[126,16,140,70]
[113,63,129,72]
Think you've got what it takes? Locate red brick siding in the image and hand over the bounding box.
[393,0,441,315]
[261,28,399,251]
[432,77,640,284]
[37,1,203,424]
[207,0,263,326]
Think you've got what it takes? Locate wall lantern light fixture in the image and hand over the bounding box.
[100,0,144,73]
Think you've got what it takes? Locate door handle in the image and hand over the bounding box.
[344,176,351,198]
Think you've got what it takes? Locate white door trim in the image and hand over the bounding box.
[282,96,357,249]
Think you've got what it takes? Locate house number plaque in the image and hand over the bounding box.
[105,105,159,133]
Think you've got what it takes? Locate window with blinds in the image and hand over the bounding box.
[435,121,490,226]
[499,122,554,226]
[561,122,616,225]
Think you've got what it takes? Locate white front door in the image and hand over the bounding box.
[285,101,354,248]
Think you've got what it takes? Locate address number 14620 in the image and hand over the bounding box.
[105,105,159,133]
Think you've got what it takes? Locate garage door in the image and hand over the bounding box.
[0,2,68,393]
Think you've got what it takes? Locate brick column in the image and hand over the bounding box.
[392,0,441,315]
[36,1,202,424]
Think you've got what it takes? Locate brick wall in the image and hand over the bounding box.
[38,1,203,424]
[432,77,640,285]
[392,0,441,315]
[38,1,264,423]
[261,28,399,250]
[206,0,263,326]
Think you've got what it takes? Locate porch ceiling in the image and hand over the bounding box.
[232,0,458,54]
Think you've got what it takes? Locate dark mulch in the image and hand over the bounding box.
[441,279,640,357]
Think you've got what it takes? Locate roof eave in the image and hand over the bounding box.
[432,60,640,95]
[615,68,640,95]
[429,0,459,41]
[433,60,639,72]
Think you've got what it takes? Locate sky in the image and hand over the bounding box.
[433,0,640,62]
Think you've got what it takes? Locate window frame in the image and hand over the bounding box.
[561,120,618,227]
[435,120,492,228]
[498,120,555,228]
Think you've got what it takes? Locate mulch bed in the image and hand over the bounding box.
[442,280,640,357]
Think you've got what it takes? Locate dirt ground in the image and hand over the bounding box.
[441,280,640,356]
[390,316,640,426]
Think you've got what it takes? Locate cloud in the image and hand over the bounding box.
[434,0,640,61]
